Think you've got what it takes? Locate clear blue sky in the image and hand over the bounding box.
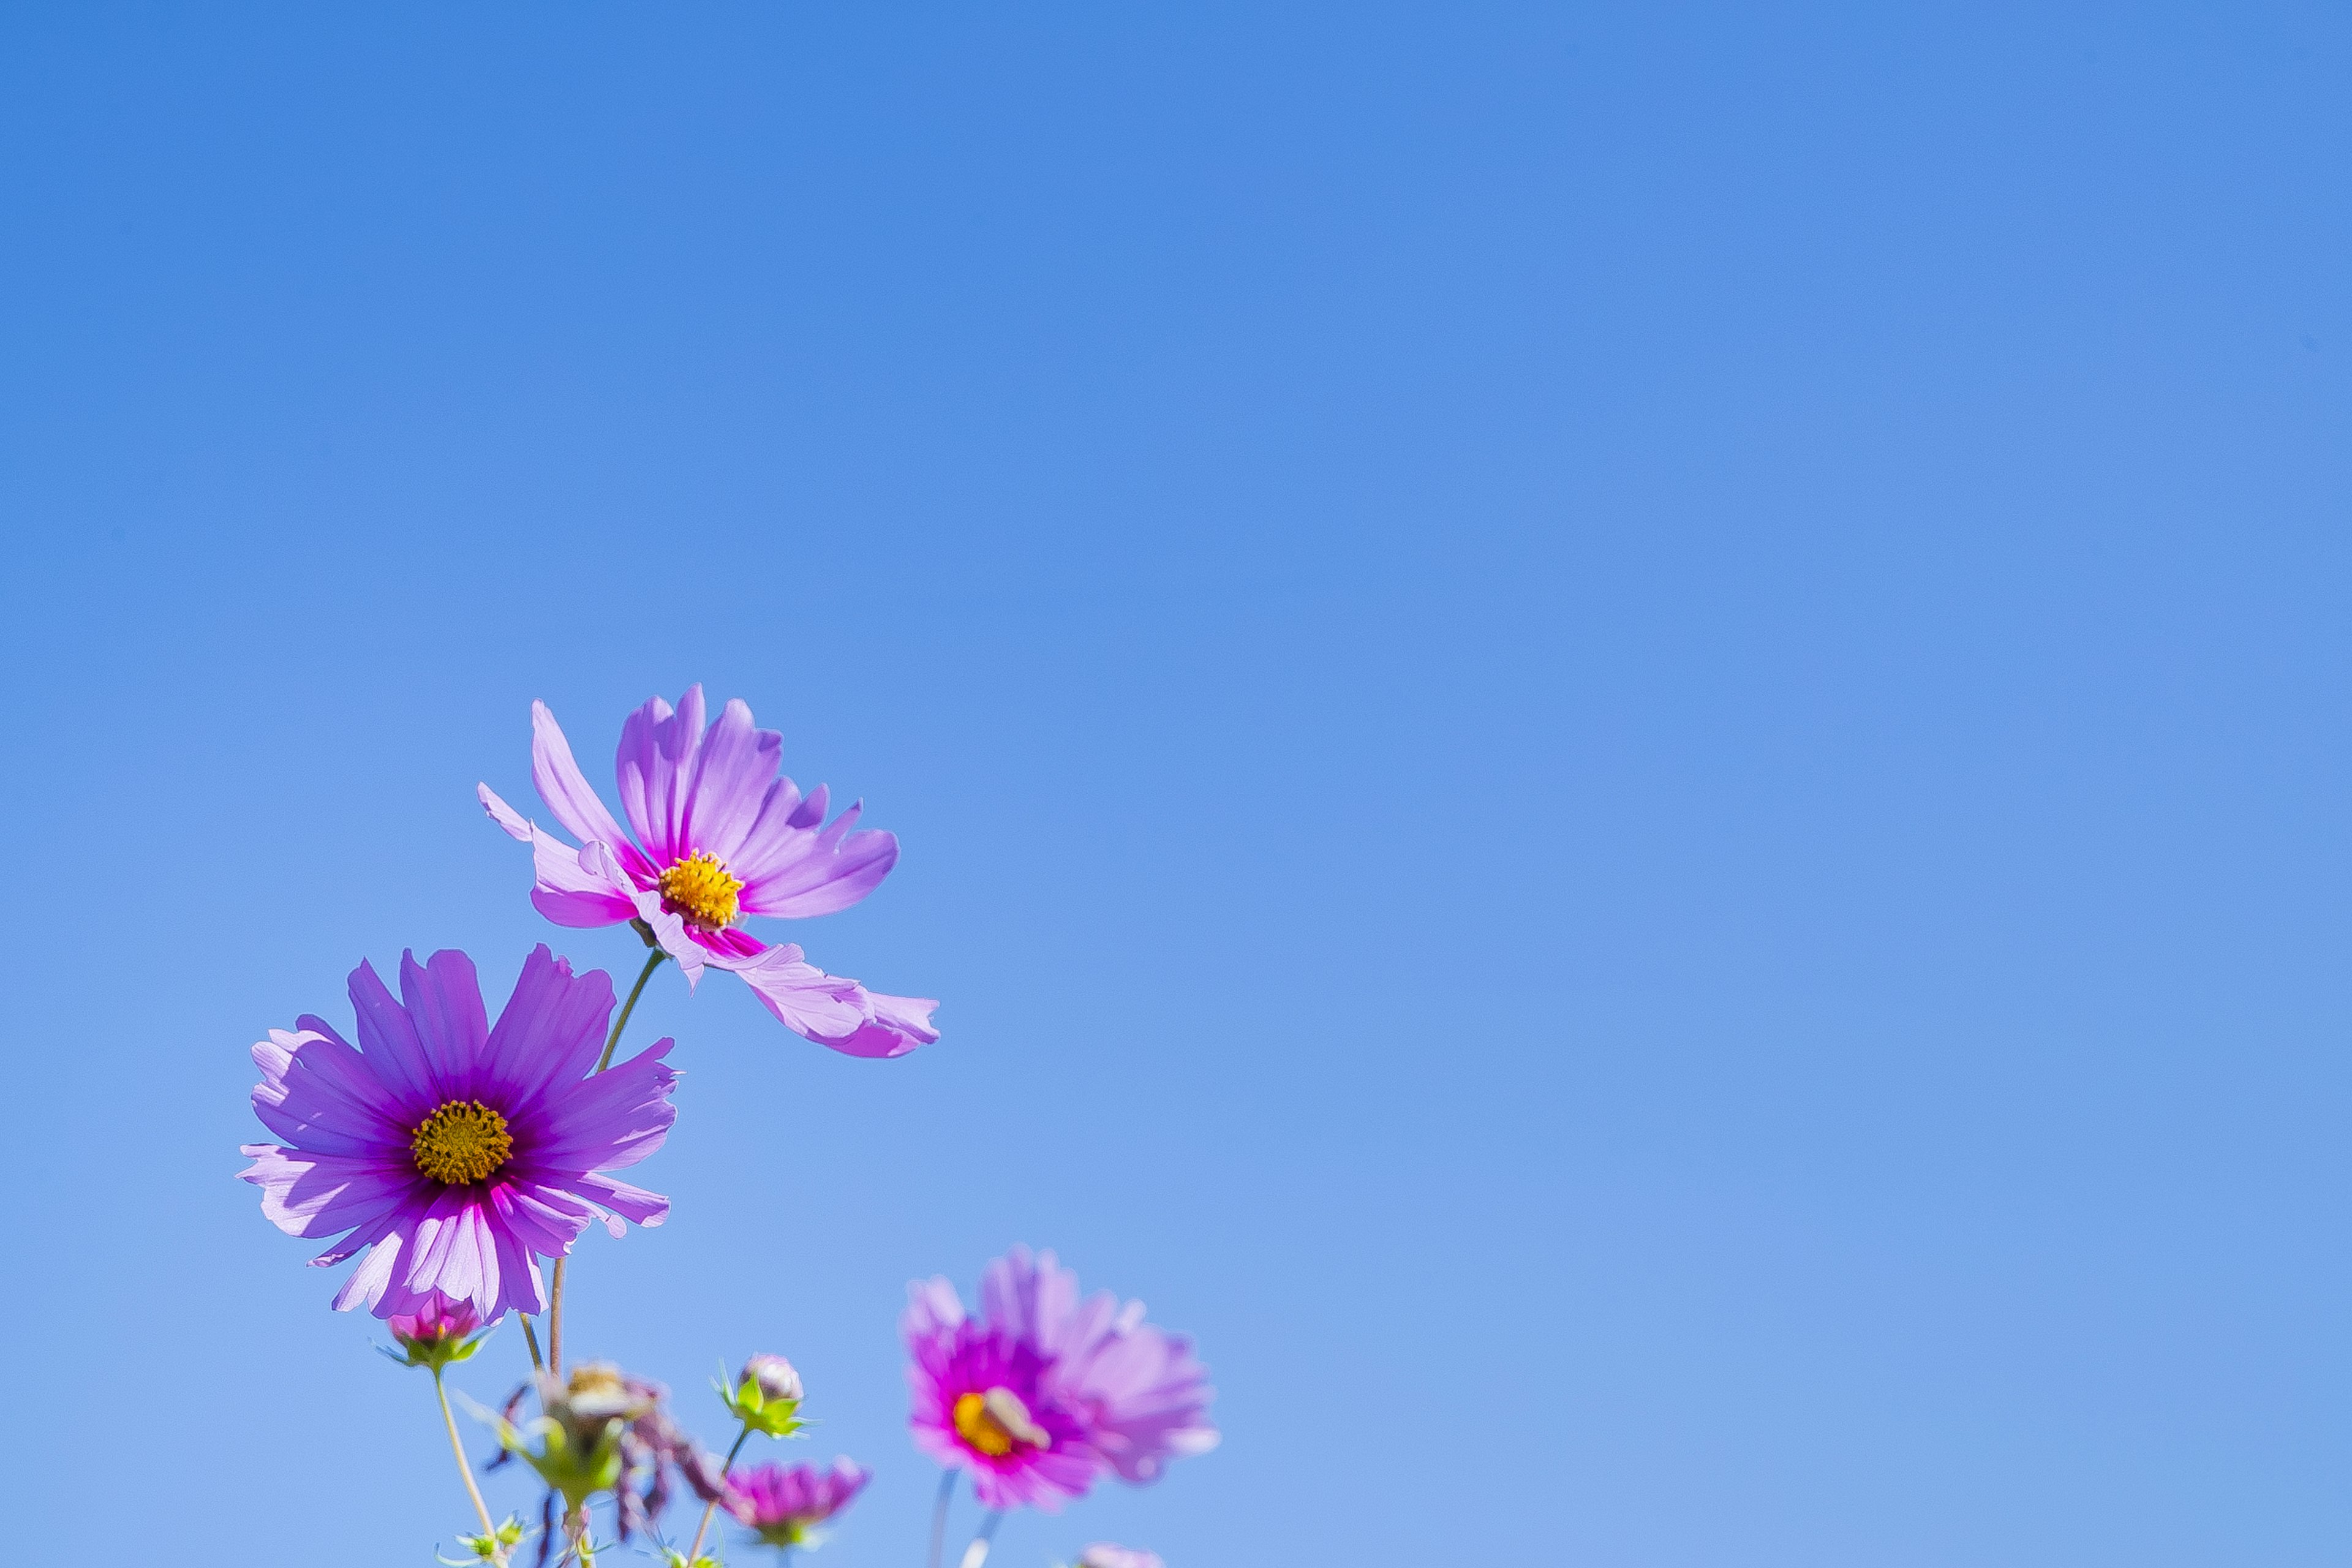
[2,4,2346,1564]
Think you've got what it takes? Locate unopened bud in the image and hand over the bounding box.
[386,1295,492,1371]
[742,1354,803,1404]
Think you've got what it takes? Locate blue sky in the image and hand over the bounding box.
[2,4,2346,1564]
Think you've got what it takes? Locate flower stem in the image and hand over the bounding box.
[596,949,668,1073]
[683,1425,753,1565]
[520,1314,545,1373]
[432,1368,503,1564]
[927,1470,958,1568]
[957,1511,1004,1568]
[548,1259,566,1376]
[549,947,667,1376]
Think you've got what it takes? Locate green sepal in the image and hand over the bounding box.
[716,1369,806,1438]
[385,1321,495,1373]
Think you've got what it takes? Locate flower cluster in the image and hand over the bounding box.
[238,688,1211,1567]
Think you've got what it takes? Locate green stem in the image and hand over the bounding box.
[927,1470,957,1568]
[434,1369,503,1564]
[549,947,667,1376]
[521,1314,545,1373]
[684,1425,753,1565]
[596,949,668,1072]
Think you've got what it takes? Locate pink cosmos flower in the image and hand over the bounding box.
[239,946,677,1321]
[725,1458,871,1548]
[478,687,938,1058]
[904,1248,1218,1512]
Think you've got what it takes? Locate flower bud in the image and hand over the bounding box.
[386,1294,493,1371]
[742,1353,803,1404]
[720,1352,808,1437]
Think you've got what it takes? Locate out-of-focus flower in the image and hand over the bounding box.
[722,1353,807,1437]
[1074,1547,1164,1568]
[1026,1264,1219,1486]
[239,947,677,1322]
[478,687,938,1058]
[481,1363,649,1510]
[725,1458,871,1549]
[387,1292,492,1371]
[903,1248,1218,1512]
[479,1362,729,1543]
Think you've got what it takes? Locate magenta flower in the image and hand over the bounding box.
[239,946,677,1321]
[904,1248,1218,1512]
[478,686,938,1058]
[725,1458,871,1548]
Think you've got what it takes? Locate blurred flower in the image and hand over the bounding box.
[725,1458,871,1549]
[481,1363,648,1512]
[1075,1548,1163,1568]
[722,1354,807,1437]
[239,947,677,1321]
[479,1362,729,1542]
[478,686,938,1058]
[387,1292,492,1371]
[904,1248,1218,1511]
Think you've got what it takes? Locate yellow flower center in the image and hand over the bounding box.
[658,850,743,929]
[952,1387,1051,1458]
[409,1099,513,1186]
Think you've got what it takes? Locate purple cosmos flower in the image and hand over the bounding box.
[477,686,938,1058]
[239,946,677,1322]
[725,1458,872,1548]
[903,1248,1218,1512]
[1077,1548,1164,1568]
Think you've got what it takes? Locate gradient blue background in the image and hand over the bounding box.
[3,4,2347,1564]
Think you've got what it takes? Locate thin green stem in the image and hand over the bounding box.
[548,1259,566,1376]
[433,1369,503,1564]
[549,947,666,1377]
[520,1314,545,1373]
[957,1510,1004,1568]
[684,1425,753,1565]
[565,1501,595,1567]
[927,1470,958,1568]
[596,949,668,1073]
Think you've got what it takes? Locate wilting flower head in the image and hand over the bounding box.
[904,1247,1218,1512]
[239,946,677,1321]
[484,1363,728,1538]
[725,1458,871,1548]
[387,1292,490,1371]
[478,686,938,1058]
[1076,1548,1164,1568]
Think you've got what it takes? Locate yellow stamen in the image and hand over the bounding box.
[410,1099,513,1186]
[952,1387,1051,1458]
[658,850,743,929]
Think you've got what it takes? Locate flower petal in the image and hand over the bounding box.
[573,1172,670,1229]
[733,800,901,920]
[531,699,637,859]
[615,687,705,866]
[680,696,786,864]
[706,943,867,1039]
